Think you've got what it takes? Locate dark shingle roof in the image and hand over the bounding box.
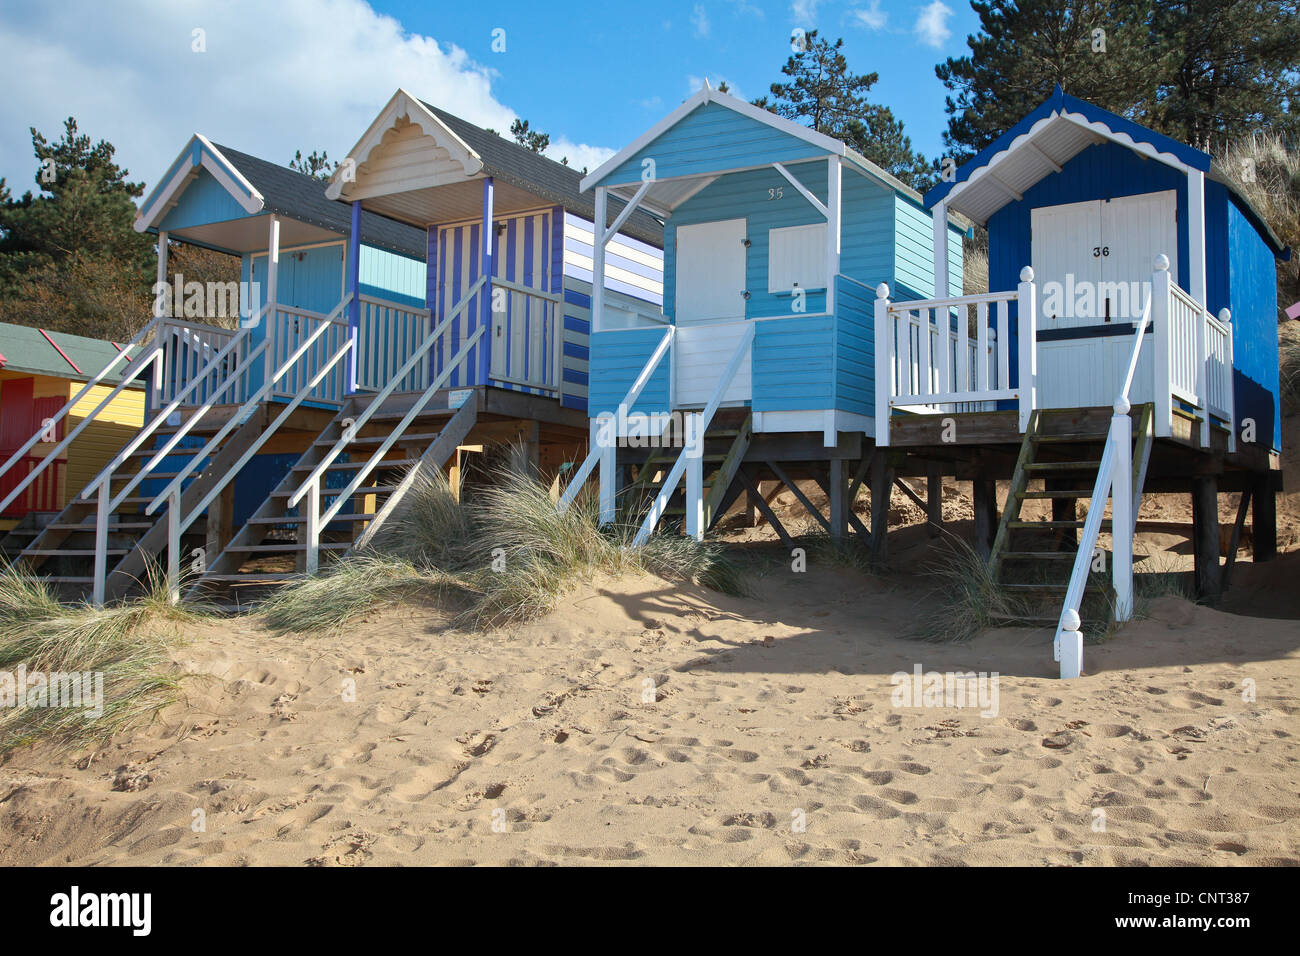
[0,321,143,386]
[422,104,665,248]
[212,144,428,259]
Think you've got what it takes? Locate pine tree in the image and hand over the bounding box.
[754,31,934,189]
[509,119,550,153]
[289,149,337,181]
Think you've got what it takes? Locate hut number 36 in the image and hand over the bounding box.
[767,187,784,200]
[1092,246,1110,257]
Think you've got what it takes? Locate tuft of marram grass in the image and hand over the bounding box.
[0,558,196,755]
[261,461,745,634]
[910,537,1029,643]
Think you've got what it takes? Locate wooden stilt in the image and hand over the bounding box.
[870,454,894,558]
[926,462,942,537]
[1221,487,1252,591]
[973,477,997,560]
[829,458,846,540]
[737,468,793,549]
[1192,475,1221,601]
[768,460,831,534]
[1252,474,1277,562]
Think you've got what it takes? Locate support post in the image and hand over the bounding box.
[346,201,361,393]
[1192,474,1221,601]
[1016,266,1036,432]
[596,418,616,525]
[266,214,281,395]
[478,177,495,385]
[167,487,180,605]
[870,454,894,558]
[151,230,169,412]
[829,457,846,541]
[926,462,943,537]
[1188,168,1207,307]
[1057,609,1083,680]
[1151,255,1173,438]
[592,186,607,334]
[931,202,949,301]
[685,414,704,541]
[305,477,321,575]
[874,284,891,447]
[973,477,997,560]
[92,480,110,607]
[1251,473,1277,562]
[1111,401,1134,622]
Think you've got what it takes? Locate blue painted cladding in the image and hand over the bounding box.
[600,101,827,187]
[1227,197,1282,450]
[752,315,834,411]
[588,327,671,416]
[834,276,876,416]
[664,162,830,320]
[250,243,344,315]
[157,166,251,231]
[839,172,895,287]
[895,195,941,297]
[357,246,425,309]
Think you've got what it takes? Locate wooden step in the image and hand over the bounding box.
[1016,489,1094,499]
[997,551,1076,561]
[48,521,154,531]
[1000,581,1110,594]
[21,548,130,557]
[985,612,1107,627]
[1024,461,1102,472]
[246,513,373,525]
[271,485,396,498]
[314,432,440,448]
[221,542,351,553]
[1008,519,1110,530]
[1033,434,1107,444]
[291,459,418,473]
[198,572,304,583]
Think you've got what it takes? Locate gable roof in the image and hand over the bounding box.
[925,87,1289,257]
[135,135,428,259]
[326,89,664,247]
[0,322,143,386]
[580,83,926,207]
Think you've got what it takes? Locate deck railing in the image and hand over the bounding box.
[1151,256,1235,451]
[357,293,430,393]
[268,304,349,405]
[489,278,562,394]
[875,269,1037,445]
[158,318,249,406]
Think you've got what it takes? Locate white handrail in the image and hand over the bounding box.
[558,325,675,512]
[1053,280,1156,679]
[79,325,252,500]
[632,323,753,546]
[145,295,351,515]
[0,319,162,514]
[289,276,485,509]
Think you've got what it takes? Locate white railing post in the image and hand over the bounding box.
[597,417,617,525]
[1151,255,1173,438]
[305,477,321,575]
[1016,266,1036,432]
[1056,609,1083,680]
[684,413,704,541]
[1221,308,1236,453]
[1197,302,1210,449]
[92,480,110,607]
[1111,399,1134,622]
[167,487,181,605]
[874,283,891,446]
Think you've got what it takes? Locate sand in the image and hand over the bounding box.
[2,541,1297,866]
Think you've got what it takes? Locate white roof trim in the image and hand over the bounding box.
[943,108,1196,222]
[326,88,483,201]
[133,134,264,232]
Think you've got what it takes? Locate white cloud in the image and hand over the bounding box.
[851,0,888,31]
[691,4,711,38]
[790,0,823,25]
[0,0,613,197]
[914,1,953,48]
[726,0,765,17]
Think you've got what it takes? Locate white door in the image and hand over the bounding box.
[675,219,747,324]
[1032,199,1102,330]
[673,218,751,406]
[1100,190,1177,321]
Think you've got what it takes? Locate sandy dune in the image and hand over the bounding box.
[2,546,1297,866]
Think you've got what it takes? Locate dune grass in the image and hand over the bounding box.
[259,461,745,636]
[0,558,199,755]
[910,536,1031,643]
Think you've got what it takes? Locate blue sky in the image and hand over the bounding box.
[0,0,978,195]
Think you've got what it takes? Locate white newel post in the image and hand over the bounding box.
[1222,308,1236,453]
[266,214,281,385]
[153,230,169,410]
[874,283,891,447]
[167,487,181,605]
[685,413,704,541]
[305,477,321,575]
[1057,609,1083,680]
[92,480,110,607]
[592,187,607,334]
[1151,255,1173,438]
[826,158,841,315]
[931,202,949,301]
[1016,266,1036,432]
[1111,399,1133,622]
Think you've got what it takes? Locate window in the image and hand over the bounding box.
[768,223,827,293]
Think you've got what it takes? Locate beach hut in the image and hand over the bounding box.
[562,82,962,545]
[874,88,1288,676]
[0,322,145,539]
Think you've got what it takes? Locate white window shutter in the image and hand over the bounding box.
[768,223,828,293]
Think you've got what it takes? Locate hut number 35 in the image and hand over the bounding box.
[767,186,784,200]
[1092,246,1110,257]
